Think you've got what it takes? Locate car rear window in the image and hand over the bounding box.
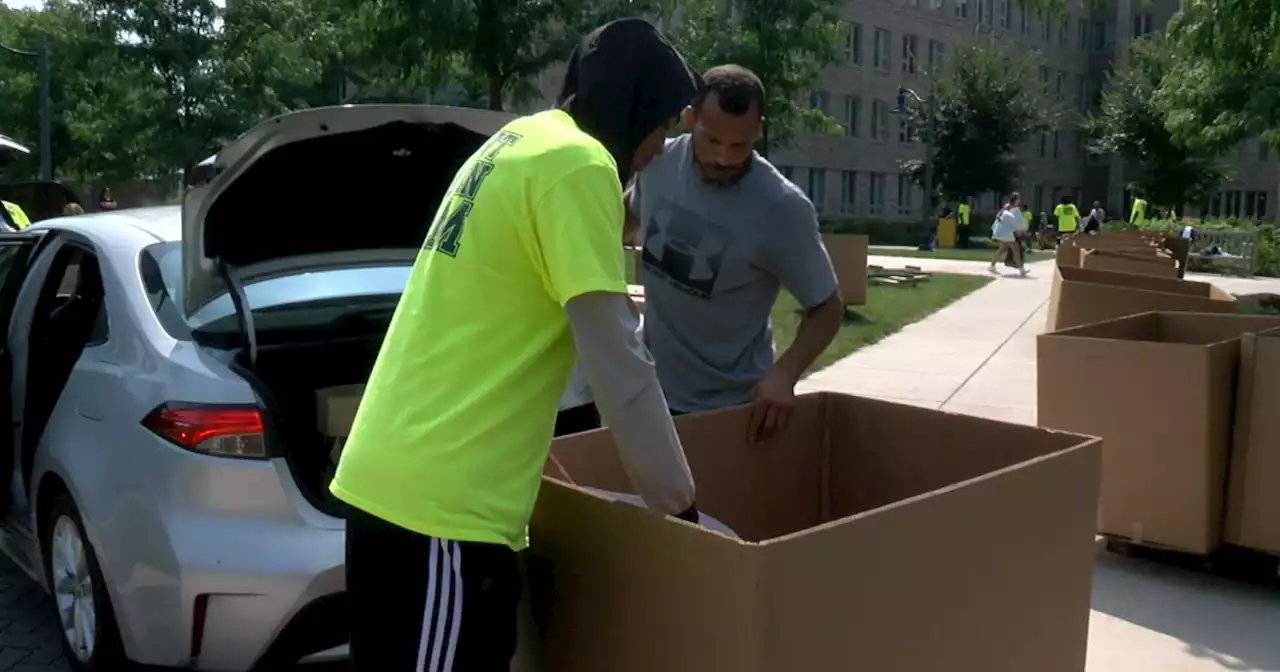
[140,241,413,340]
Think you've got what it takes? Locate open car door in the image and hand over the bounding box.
[0,231,48,512]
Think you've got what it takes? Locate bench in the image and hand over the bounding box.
[1187,229,1258,278]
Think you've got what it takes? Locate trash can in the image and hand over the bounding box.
[936,216,957,248]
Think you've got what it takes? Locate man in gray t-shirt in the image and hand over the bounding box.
[627,65,842,441]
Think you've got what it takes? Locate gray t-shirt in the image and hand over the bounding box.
[629,135,837,413]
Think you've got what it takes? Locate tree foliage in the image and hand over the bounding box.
[900,37,1055,205]
[1086,35,1228,211]
[668,0,844,155]
[1156,0,1280,153]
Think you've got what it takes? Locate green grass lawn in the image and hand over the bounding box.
[869,246,1054,263]
[773,273,992,375]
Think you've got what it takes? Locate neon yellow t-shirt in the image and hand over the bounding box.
[1130,198,1147,224]
[2,201,30,229]
[330,109,628,550]
[1053,203,1080,232]
[957,203,970,225]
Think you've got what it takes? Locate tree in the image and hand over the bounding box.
[1086,35,1228,212]
[1156,0,1280,154]
[669,0,843,155]
[345,0,659,111]
[899,37,1054,206]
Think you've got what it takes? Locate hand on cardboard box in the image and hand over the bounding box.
[748,368,796,444]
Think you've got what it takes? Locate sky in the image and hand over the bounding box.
[4,0,45,8]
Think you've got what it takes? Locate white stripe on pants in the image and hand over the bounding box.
[415,538,465,671]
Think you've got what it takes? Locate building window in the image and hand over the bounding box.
[807,169,827,212]
[809,90,830,114]
[954,0,967,19]
[930,0,944,10]
[1133,13,1153,38]
[997,0,1009,28]
[904,0,920,6]
[1076,74,1086,108]
[1037,132,1048,158]
[1019,5,1028,32]
[928,40,945,71]
[843,95,861,137]
[1092,21,1107,50]
[1052,130,1063,159]
[1058,16,1068,45]
[1033,185,1044,214]
[870,173,887,214]
[1260,139,1270,162]
[1078,18,1089,51]
[1041,15,1051,39]
[978,0,991,26]
[841,171,858,213]
[846,22,863,65]
[897,175,916,215]
[899,117,917,143]
[902,34,919,74]
[874,29,892,70]
[779,165,795,182]
[1039,66,1049,94]
[872,99,890,140]
[1087,76,1102,108]
[1054,71,1065,100]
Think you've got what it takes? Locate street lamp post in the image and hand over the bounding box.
[895,76,938,242]
[0,39,53,180]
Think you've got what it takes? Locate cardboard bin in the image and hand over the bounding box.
[1225,328,1280,555]
[822,233,869,306]
[1038,312,1280,553]
[1046,265,1235,332]
[1057,234,1189,277]
[1079,248,1180,279]
[529,392,1102,672]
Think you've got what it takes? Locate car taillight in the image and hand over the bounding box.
[142,404,267,459]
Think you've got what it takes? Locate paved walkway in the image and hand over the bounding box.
[801,256,1280,672]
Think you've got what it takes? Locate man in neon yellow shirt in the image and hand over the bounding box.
[956,201,971,247]
[1130,196,1148,225]
[1053,196,1080,237]
[331,19,702,670]
[1,200,30,230]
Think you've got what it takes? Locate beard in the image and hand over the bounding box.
[692,151,750,186]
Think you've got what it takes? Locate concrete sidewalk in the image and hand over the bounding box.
[800,258,1280,672]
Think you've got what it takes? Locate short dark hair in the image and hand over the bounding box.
[693,65,766,117]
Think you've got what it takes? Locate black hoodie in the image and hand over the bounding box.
[557,18,701,186]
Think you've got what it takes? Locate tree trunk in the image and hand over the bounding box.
[487,74,504,111]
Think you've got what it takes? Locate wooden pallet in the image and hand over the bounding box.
[868,265,931,286]
[1102,535,1280,588]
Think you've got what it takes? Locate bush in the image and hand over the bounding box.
[819,214,1003,248]
[1102,218,1280,277]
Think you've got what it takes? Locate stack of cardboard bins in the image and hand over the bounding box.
[1056,230,1190,279]
[1046,264,1236,331]
[1038,313,1280,557]
[522,392,1103,672]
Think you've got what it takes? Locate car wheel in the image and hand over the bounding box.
[44,494,127,670]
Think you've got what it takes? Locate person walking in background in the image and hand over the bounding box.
[1053,196,1080,238]
[331,18,702,671]
[956,201,971,248]
[1082,200,1105,235]
[627,63,842,442]
[990,192,1029,277]
[97,186,118,211]
[1130,195,1148,225]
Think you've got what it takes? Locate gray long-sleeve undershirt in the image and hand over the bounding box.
[564,292,695,517]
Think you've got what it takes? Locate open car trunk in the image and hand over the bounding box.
[189,105,511,515]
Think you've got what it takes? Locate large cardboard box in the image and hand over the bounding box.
[1057,234,1189,277]
[528,393,1102,672]
[1038,312,1280,553]
[1079,248,1180,278]
[1225,328,1280,554]
[821,233,869,306]
[1046,265,1236,332]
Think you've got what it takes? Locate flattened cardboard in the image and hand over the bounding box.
[1079,249,1179,279]
[315,384,364,437]
[529,393,1101,672]
[1225,328,1280,554]
[1038,312,1280,553]
[1046,265,1235,332]
[821,234,869,306]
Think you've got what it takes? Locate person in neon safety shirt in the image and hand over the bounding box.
[1054,195,1080,237]
[1,200,30,230]
[956,201,971,246]
[1130,196,1148,225]
[330,19,702,671]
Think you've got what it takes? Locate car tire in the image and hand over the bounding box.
[43,494,128,671]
